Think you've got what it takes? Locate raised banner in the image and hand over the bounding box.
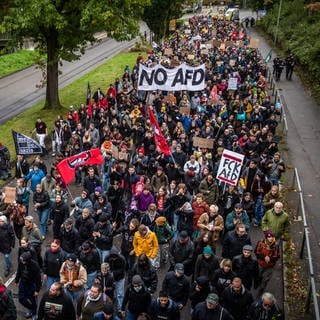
[228,77,238,90]
[12,130,43,155]
[138,62,205,91]
[216,149,244,186]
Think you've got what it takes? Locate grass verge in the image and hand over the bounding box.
[0,51,144,158]
[0,50,37,78]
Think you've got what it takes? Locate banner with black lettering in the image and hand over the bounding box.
[12,130,43,155]
[138,62,205,91]
[216,149,244,186]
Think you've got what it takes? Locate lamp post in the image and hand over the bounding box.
[274,0,283,44]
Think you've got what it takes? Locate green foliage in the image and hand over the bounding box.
[258,0,320,88]
[143,0,191,41]
[0,49,37,77]
[0,0,150,108]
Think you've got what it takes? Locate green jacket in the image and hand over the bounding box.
[154,223,174,244]
[262,209,290,240]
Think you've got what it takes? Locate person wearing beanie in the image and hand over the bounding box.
[255,230,280,296]
[190,276,211,309]
[154,216,174,267]
[194,245,220,285]
[121,275,151,319]
[0,214,15,277]
[192,292,234,320]
[71,189,93,218]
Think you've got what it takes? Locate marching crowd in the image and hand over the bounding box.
[0,10,291,320]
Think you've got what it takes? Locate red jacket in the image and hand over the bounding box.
[255,239,280,269]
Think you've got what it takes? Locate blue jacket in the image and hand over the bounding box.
[25,169,45,192]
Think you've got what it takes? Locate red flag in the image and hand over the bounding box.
[57,148,103,184]
[210,85,219,100]
[148,107,171,156]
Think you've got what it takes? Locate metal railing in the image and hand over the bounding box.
[264,57,319,318]
[291,168,320,319]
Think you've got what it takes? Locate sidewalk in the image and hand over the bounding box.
[249,23,320,318]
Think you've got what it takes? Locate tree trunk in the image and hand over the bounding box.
[44,30,62,109]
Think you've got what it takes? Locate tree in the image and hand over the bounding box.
[1,0,150,109]
[143,0,192,41]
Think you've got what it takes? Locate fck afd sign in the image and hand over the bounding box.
[216,150,244,186]
[138,62,205,91]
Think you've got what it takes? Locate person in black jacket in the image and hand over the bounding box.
[75,207,95,245]
[59,218,80,254]
[15,154,30,179]
[0,215,15,277]
[232,244,260,290]
[104,248,126,313]
[220,277,254,320]
[189,276,211,310]
[93,213,115,263]
[15,251,42,319]
[129,254,158,294]
[43,239,67,290]
[162,263,190,310]
[77,241,101,289]
[83,166,102,195]
[121,275,151,320]
[50,194,70,239]
[92,194,113,223]
[94,262,115,301]
[194,246,220,286]
[119,218,140,270]
[37,281,76,320]
[149,290,180,320]
[212,259,236,296]
[33,184,50,238]
[168,231,194,276]
[222,223,251,260]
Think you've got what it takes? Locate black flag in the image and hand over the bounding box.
[86,82,91,105]
[12,130,43,155]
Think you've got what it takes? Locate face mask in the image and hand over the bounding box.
[133,285,142,292]
[51,247,59,253]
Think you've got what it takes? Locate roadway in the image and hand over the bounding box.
[0,22,150,124]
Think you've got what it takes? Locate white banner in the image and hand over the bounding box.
[138,62,206,91]
[216,149,244,186]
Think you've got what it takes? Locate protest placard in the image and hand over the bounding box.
[216,149,244,186]
[179,106,191,115]
[193,137,214,149]
[164,48,173,56]
[248,38,260,49]
[228,77,238,90]
[4,187,16,204]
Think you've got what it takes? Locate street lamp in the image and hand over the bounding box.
[274,0,283,44]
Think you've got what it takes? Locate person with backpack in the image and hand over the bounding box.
[0,144,11,180]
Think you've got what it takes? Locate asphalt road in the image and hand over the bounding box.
[0,21,150,124]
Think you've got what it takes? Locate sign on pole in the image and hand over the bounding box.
[228,77,238,90]
[216,149,244,186]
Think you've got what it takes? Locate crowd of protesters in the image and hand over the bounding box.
[0,10,290,320]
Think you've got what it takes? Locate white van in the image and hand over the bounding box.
[225,8,240,21]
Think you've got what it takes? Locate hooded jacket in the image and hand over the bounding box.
[133,227,159,259]
[149,297,180,320]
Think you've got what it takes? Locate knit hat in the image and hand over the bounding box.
[175,263,184,274]
[206,293,219,305]
[264,230,274,238]
[95,186,103,193]
[20,252,32,263]
[243,244,253,252]
[155,216,167,226]
[138,147,145,154]
[203,246,213,255]
[132,275,143,286]
[67,253,77,263]
[0,215,7,223]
